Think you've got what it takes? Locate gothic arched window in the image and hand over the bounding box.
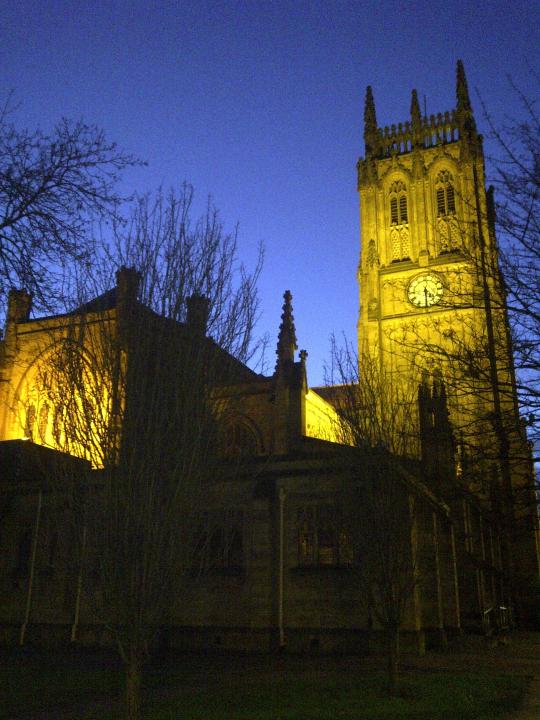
[436,170,456,217]
[297,504,353,567]
[388,181,410,261]
[435,170,460,253]
[223,418,260,458]
[389,181,408,225]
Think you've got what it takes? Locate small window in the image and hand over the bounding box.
[317,505,337,565]
[297,505,353,567]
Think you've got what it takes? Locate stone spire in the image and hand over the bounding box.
[275,290,297,372]
[456,60,472,114]
[410,88,422,127]
[363,85,378,157]
[455,60,478,142]
[410,88,423,155]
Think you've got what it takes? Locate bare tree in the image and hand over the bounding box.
[35,186,262,720]
[0,94,139,318]
[326,339,422,693]
[486,79,540,453]
[480,80,540,622]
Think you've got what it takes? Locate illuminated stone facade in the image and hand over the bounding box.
[0,63,538,651]
[0,281,339,461]
[357,62,540,610]
[357,63,509,433]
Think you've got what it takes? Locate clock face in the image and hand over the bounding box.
[407,274,444,307]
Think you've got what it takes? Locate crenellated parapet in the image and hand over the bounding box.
[361,60,480,162]
[376,110,460,158]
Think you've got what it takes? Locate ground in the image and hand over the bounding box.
[1,632,539,719]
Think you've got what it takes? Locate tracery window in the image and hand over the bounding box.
[223,418,260,458]
[436,170,456,216]
[435,170,460,252]
[388,181,410,261]
[297,504,353,567]
[23,397,53,444]
[389,181,408,225]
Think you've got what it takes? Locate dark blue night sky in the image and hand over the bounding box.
[1,0,538,383]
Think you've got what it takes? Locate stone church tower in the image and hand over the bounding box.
[357,62,540,602]
[357,62,515,443]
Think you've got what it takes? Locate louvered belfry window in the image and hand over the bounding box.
[390,197,398,224]
[436,170,459,253]
[388,181,410,261]
[399,194,408,223]
[389,181,408,225]
[436,171,456,217]
[436,187,446,216]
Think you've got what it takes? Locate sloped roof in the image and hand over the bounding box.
[71,288,117,315]
[310,384,350,409]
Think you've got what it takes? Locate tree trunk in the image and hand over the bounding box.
[125,651,143,720]
[386,625,400,695]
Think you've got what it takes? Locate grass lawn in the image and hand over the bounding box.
[0,650,530,719]
[145,672,528,720]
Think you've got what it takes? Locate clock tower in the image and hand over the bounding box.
[357,62,516,446]
[357,62,540,607]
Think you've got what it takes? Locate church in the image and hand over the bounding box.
[0,62,538,652]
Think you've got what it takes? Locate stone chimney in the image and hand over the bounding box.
[115,266,140,306]
[186,293,210,336]
[7,289,32,324]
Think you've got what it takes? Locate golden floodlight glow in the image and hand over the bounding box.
[305,389,342,444]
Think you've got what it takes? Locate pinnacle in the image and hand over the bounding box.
[364,86,377,129]
[410,89,421,126]
[456,59,472,113]
[363,85,378,157]
[275,290,298,372]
